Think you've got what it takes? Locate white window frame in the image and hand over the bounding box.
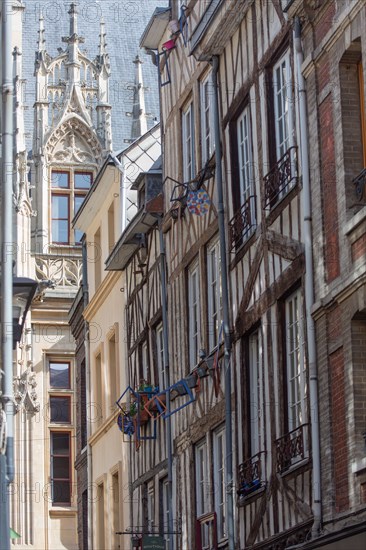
[147,482,154,533]
[182,102,195,182]
[188,261,201,368]
[213,426,226,542]
[285,290,307,433]
[141,341,148,383]
[273,51,294,161]
[156,323,165,390]
[207,239,222,351]
[237,106,255,207]
[200,73,214,166]
[249,330,264,457]
[195,439,209,518]
[162,478,170,546]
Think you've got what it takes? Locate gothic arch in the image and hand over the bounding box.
[45,115,102,165]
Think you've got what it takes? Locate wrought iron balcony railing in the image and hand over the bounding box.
[263,146,298,209]
[237,451,265,497]
[276,423,308,473]
[228,195,256,251]
[34,253,82,288]
[353,167,366,201]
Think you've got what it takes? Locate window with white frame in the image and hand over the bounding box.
[188,261,201,367]
[195,439,209,518]
[147,482,155,532]
[156,323,165,390]
[161,478,170,546]
[207,239,222,351]
[248,330,264,457]
[213,427,226,542]
[200,73,214,165]
[182,102,195,182]
[273,52,294,161]
[237,106,255,212]
[285,290,306,432]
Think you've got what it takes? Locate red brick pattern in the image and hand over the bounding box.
[315,1,336,47]
[319,95,340,282]
[329,347,349,513]
[351,233,366,262]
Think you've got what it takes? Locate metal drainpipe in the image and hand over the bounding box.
[1,3,14,549]
[211,55,235,550]
[82,237,93,549]
[294,17,321,538]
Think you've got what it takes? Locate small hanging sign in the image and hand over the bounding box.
[187,189,210,216]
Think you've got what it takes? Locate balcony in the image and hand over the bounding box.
[276,423,308,473]
[34,254,82,288]
[228,195,256,251]
[237,451,265,497]
[353,168,366,201]
[263,146,298,209]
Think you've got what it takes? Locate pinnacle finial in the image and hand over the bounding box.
[37,14,46,52]
[99,18,107,56]
[69,2,78,36]
[131,53,147,139]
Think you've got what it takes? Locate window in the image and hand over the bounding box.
[195,440,209,518]
[51,170,92,244]
[200,73,214,165]
[147,482,155,532]
[339,42,366,209]
[228,105,257,250]
[94,227,101,289]
[108,333,118,408]
[160,478,170,547]
[95,353,103,427]
[50,432,71,505]
[188,261,201,368]
[50,396,71,423]
[213,427,226,541]
[182,102,195,181]
[97,482,105,549]
[272,52,294,161]
[112,472,120,549]
[156,323,165,389]
[195,429,226,548]
[50,361,70,388]
[285,290,306,432]
[248,331,264,457]
[237,107,255,209]
[141,340,149,383]
[207,239,222,351]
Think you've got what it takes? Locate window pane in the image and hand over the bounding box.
[52,220,68,243]
[51,433,70,455]
[74,195,85,243]
[74,172,92,189]
[50,363,70,388]
[52,480,70,503]
[50,396,71,423]
[52,195,69,218]
[51,171,69,188]
[52,456,70,478]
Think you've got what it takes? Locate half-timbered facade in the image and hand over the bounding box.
[135,0,330,548]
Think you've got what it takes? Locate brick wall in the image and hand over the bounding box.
[329,346,349,513]
[315,0,336,48]
[319,95,340,282]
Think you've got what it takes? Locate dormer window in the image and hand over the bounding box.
[51,169,93,245]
